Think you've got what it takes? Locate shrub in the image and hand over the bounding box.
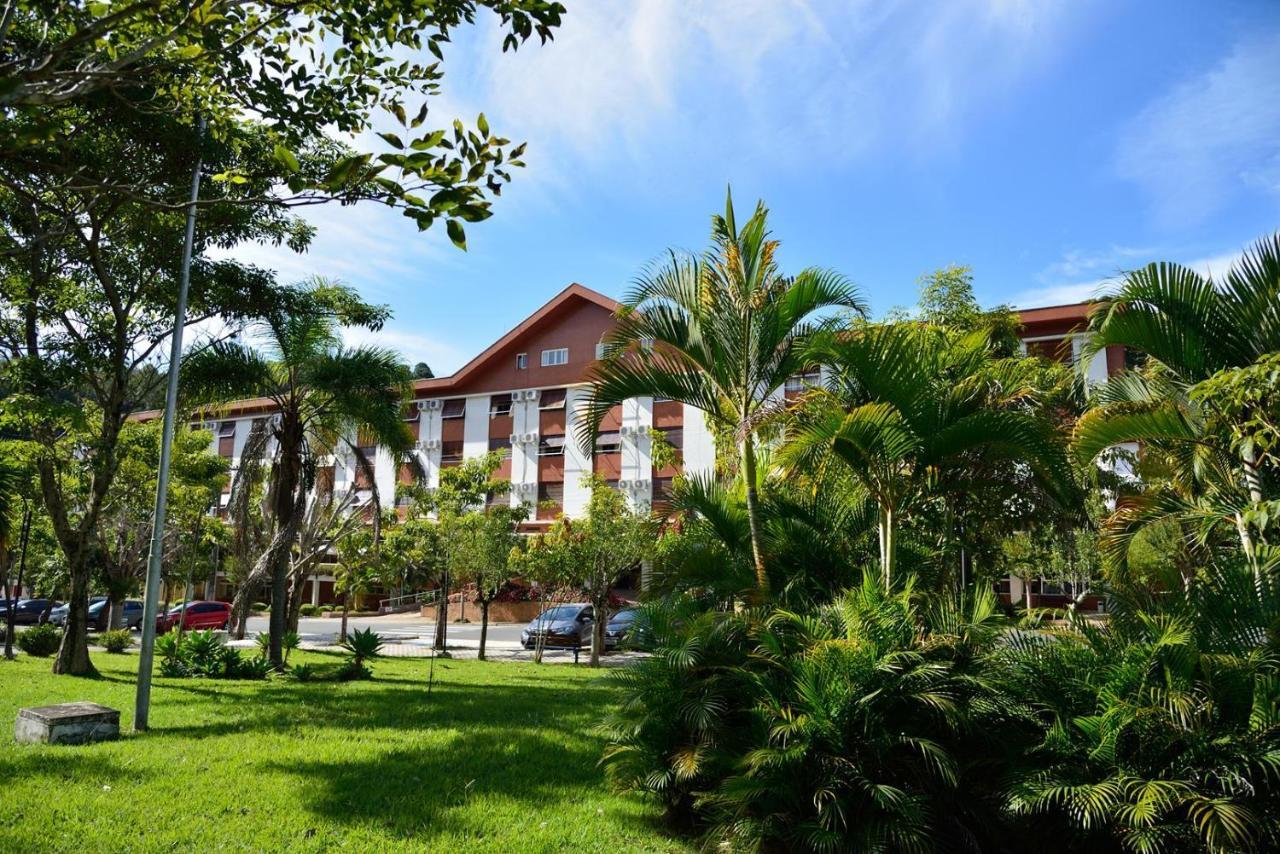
[99,629,133,654]
[299,604,320,617]
[339,628,382,678]
[292,663,316,682]
[16,623,61,657]
[250,601,269,613]
[153,629,270,680]
[255,629,301,662]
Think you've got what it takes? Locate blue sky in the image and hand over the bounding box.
[228,0,1280,375]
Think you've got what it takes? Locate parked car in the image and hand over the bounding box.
[603,607,648,650]
[0,598,58,626]
[156,601,231,633]
[87,598,144,631]
[47,597,107,628]
[521,603,595,650]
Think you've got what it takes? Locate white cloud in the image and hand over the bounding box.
[342,326,468,376]
[455,0,1090,189]
[1013,243,1251,308]
[1115,31,1280,225]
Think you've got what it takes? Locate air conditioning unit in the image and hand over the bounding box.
[519,482,537,493]
[522,432,537,443]
[618,479,632,490]
[509,432,521,445]
[524,389,539,401]
[420,399,442,411]
[423,439,440,450]
[635,479,651,491]
[510,390,522,401]
[618,425,633,437]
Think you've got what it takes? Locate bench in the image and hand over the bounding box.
[15,702,120,745]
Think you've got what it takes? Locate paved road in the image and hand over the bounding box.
[243,614,527,647]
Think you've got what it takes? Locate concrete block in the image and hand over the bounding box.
[15,702,120,745]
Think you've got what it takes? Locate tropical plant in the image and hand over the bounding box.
[582,190,866,597]
[341,628,383,673]
[1075,234,1280,587]
[292,663,317,683]
[181,278,415,668]
[99,629,134,654]
[786,323,1078,587]
[450,502,523,660]
[15,623,61,657]
[995,564,1280,852]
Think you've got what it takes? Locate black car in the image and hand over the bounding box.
[603,607,647,650]
[0,598,57,626]
[88,598,144,631]
[521,603,595,650]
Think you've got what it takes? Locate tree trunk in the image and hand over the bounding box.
[53,565,96,675]
[107,587,127,631]
[590,606,605,668]
[433,569,450,654]
[877,506,896,589]
[478,599,489,661]
[340,591,350,643]
[2,507,25,660]
[740,435,769,599]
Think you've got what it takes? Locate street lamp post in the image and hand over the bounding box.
[135,115,206,732]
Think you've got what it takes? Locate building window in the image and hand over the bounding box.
[595,431,622,454]
[538,435,565,457]
[217,421,236,458]
[537,481,563,505]
[440,441,464,466]
[441,398,466,420]
[654,477,674,501]
[402,404,420,423]
[541,347,568,367]
[490,394,513,417]
[488,436,512,458]
[486,491,509,509]
[539,388,566,410]
[516,352,528,370]
[784,370,821,394]
[656,426,683,450]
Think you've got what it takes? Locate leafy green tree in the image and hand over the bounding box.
[917,264,1021,354]
[0,103,304,674]
[520,477,654,666]
[97,421,227,629]
[412,362,435,380]
[583,190,865,598]
[333,527,378,645]
[399,450,508,654]
[787,323,1077,587]
[1,1,564,248]
[0,453,29,660]
[181,279,414,668]
[450,504,523,660]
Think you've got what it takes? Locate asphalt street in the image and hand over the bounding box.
[242,613,527,647]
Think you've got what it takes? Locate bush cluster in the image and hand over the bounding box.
[156,630,271,680]
[250,602,269,613]
[99,629,133,654]
[604,568,1280,853]
[15,623,62,657]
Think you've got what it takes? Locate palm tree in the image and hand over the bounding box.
[1075,234,1280,583]
[582,190,865,597]
[786,323,1077,587]
[181,279,414,668]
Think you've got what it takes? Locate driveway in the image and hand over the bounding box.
[242,613,526,648]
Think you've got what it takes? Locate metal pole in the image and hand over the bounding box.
[135,115,205,732]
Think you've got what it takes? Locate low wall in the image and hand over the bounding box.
[419,600,541,624]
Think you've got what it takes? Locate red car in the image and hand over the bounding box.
[156,601,232,633]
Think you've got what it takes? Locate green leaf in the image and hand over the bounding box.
[447,219,467,251]
[377,132,405,149]
[272,144,300,173]
[477,113,490,138]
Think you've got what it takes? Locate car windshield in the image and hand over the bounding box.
[537,605,583,622]
[609,609,638,624]
[88,600,106,614]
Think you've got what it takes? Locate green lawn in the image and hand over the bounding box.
[0,651,689,853]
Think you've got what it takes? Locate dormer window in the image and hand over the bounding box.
[516,352,528,370]
[541,347,568,367]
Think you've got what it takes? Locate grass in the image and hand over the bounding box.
[0,651,690,853]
